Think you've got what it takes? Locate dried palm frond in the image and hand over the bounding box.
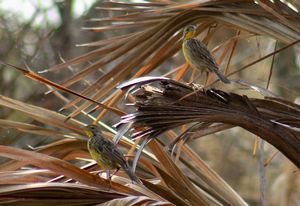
[116,77,300,169]
[0,183,125,206]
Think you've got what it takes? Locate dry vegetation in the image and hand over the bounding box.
[0,0,300,205]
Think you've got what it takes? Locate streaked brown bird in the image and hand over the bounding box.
[182,25,230,84]
[84,124,140,183]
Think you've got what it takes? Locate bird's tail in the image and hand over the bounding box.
[122,163,142,184]
[214,68,230,84]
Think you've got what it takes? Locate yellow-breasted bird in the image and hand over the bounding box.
[182,25,230,84]
[84,124,140,183]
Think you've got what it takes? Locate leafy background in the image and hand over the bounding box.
[0,0,299,205]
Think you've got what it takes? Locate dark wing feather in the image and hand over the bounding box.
[100,138,128,167]
[90,137,140,183]
[185,39,219,72]
[185,39,230,83]
[98,138,140,183]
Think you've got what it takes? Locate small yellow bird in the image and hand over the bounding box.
[182,25,230,84]
[84,124,140,183]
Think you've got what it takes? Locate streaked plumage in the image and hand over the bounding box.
[85,124,140,183]
[182,25,230,84]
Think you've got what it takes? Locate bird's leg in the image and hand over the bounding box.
[188,70,204,91]
[106,170,112,191]
[107,170,110,180]
[109,168,120,179]
[205,71,209,86]
[106,168,120,190]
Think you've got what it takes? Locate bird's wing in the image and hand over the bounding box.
[100,139,128,167]
[186,39,219,72]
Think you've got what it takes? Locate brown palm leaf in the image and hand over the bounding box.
[116,77,300,170]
